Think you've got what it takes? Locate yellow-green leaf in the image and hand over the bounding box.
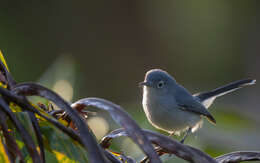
[0,82,7,89]
[0,134,10,163]
[0,50,9,72]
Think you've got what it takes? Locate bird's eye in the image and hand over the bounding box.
[157,81,165,88]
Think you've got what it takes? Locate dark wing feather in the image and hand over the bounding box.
[175,84,216,124]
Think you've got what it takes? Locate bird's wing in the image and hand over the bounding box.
[175,85,216,124]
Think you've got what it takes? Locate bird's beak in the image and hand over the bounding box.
[139,81,152,87]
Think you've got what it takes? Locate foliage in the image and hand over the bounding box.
[0,50,259,163]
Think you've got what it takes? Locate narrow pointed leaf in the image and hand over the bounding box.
[104,150,135,163]
[39,120,89,163]
[28,112,45,163]
[71,97,162,163]
[0,51,16,88]
[12,83,108,163]
[101,128,216,163]
[0,135,10,163]
[0,87,83,147]
[0,112,24,163]
[215,151,260,163]
[0,98,42,163]
[0,50,9,72]
[12,96,46,163]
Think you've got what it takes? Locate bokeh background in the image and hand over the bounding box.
[1,1,259,162]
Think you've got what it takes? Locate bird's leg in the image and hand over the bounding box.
[180,127,192,144]
[166,131,176,158]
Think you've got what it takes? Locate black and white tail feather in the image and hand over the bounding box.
[194,79,256,109]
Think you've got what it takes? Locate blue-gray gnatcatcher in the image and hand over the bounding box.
[139,69,256,143]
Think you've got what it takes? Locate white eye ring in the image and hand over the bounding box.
[157,81,165,88]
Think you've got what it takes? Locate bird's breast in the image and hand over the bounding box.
[142,89,201,133]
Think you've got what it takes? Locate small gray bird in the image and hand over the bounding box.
[140,69,256,143]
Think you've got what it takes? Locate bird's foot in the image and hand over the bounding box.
[180,127,192,144]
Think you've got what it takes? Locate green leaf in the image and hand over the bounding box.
[12,111,89,163]
[0,133,10,163]
[0,50,9,72]
[39,121,89,163]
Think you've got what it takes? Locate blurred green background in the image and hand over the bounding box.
[1,1,259,162]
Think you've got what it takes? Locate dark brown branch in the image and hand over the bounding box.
[16,96,46,163]
[0,57,45,162]
[27,110,45,163]
[104,150,135,163]
[101,128,217,163]
[0,57,16,89]
[72,98,162,163]
[215,151,260,163]
[0,98,42,163]
[12,83,109,163]
[0,110,24,163]
[0,87,83,145]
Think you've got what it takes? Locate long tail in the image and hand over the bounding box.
[194,79,256,108]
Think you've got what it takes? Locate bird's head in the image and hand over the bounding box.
[139,69,177,94]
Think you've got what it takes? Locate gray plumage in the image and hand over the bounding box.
[140,69,256,135]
